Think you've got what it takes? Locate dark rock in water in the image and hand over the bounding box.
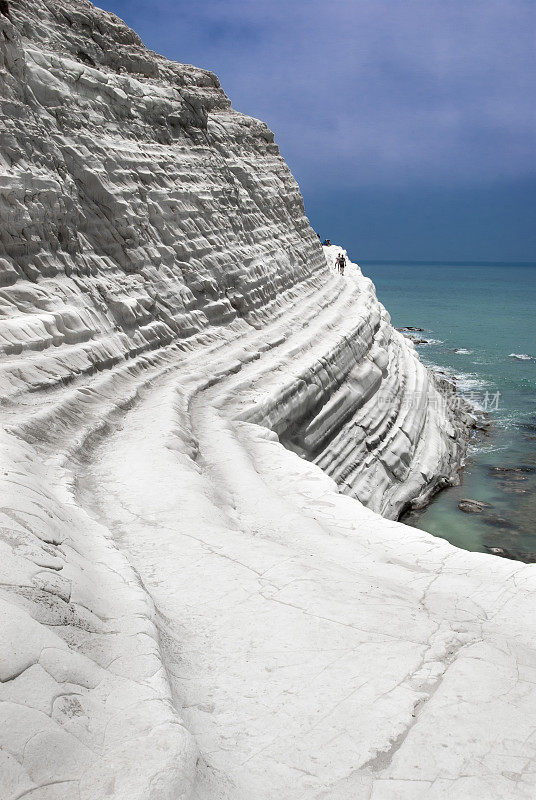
[495,471,529,494]
[489,465,536,475]
[458,498,491,514]
[495,475,527,491]
[482,514,517,530]
[397,327,424,332]
[520,423,536,432]
[396,326,429,344]
[501,486,528,494]
[519,423,536,442]
[485,546,536,564]
[485,546,517,560]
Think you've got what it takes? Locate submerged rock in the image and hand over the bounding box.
[519,422,536,441]
[489,465,536,476]
[485,545,536,564]
[474,421,491,433]
[396,327,430,345]
[458,498,491,513]
[485,546,517,559]
[501,485,528,494]
[482,513,517,530]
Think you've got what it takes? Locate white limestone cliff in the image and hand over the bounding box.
[1,2,535,799]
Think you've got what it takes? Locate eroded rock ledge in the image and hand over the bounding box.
[1,3,535,799]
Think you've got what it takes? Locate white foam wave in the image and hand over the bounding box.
[426,364,493,412]
[454,375,489,393]
[509,353,533,361]
[468,440,507,455]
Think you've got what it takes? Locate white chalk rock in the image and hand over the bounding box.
[0,2,534,799]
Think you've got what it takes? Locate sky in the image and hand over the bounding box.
[97,0,535,262]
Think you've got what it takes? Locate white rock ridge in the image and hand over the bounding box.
[1,2,535,799]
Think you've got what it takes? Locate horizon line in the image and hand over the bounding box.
[357,259,536,267]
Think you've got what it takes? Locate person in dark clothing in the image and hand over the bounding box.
[335,253,346,275]
[323,238,331,246]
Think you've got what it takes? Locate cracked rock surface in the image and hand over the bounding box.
[1,2,535,798]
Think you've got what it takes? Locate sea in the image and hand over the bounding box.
[361,261,536,562]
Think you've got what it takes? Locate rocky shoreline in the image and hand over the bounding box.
[288,247,479,521]
[401,348,536,563]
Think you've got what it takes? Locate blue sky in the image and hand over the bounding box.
[98,0,535,262]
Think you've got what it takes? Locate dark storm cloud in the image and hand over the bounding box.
[98,0,535,260]
[104,0,535,190]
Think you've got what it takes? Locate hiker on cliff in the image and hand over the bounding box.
[323,238,331,246]
[336,253,346,275]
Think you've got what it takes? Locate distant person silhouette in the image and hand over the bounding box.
[335,253,346,275]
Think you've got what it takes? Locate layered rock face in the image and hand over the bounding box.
[0,0,324,383]
[0,0,470,516]
[2,3,536,800]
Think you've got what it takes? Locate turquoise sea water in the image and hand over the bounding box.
[361,262,536,561]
